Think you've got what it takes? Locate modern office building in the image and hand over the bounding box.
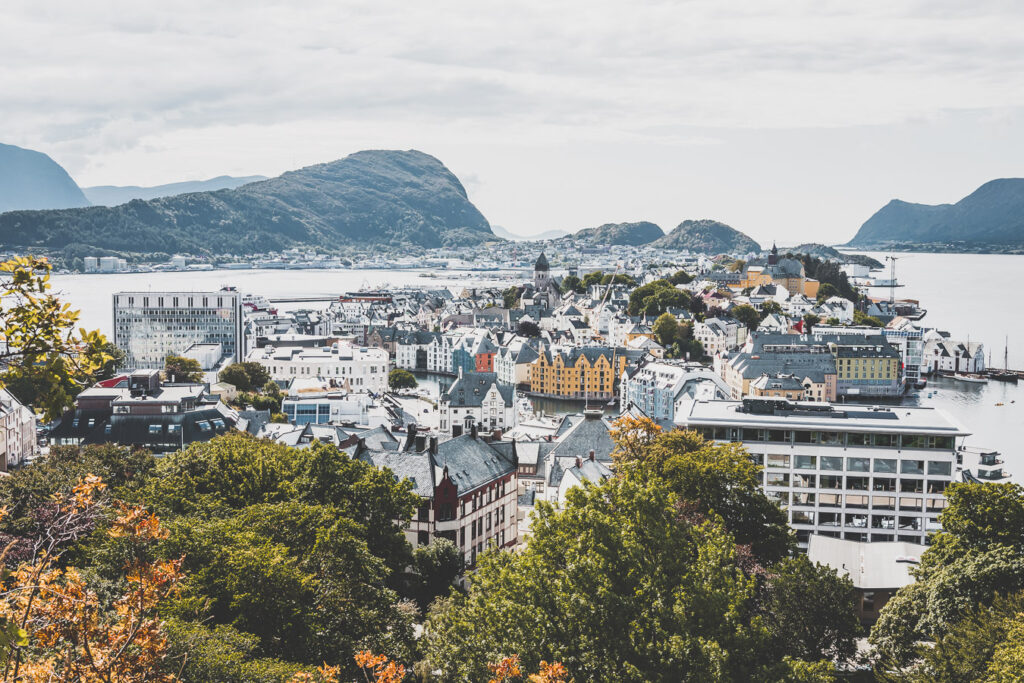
[679,397,968,548]
[113,290,243,370]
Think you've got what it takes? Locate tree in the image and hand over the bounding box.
[853,309,883,327]
[502,286,521,309]
[559,275,584,295]
[421,475,832,682]
[667,269,693,285]
[757,555,861,664]
[731,304,762,332]
[627,280,690,316]
[388,368,418,391]
[0,256,113,419]
[165,353,204,383]
[580,271,605,289]
[759,300,783,319]
[815,282,839,303]
[652,312,678,347]
[802,314,821,332]
[219,361,272,392]
[826,317,840,326]
[517,320,541,338]
[413,538,463,608]
[870,483,1024,670]
[727,259,746,273]
[611,426,793,564]
[0,476,184,680]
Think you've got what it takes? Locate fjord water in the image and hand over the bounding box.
[50,252,1024,477]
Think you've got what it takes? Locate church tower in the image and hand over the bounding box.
[768,242,779,266]
[534,252,551,289]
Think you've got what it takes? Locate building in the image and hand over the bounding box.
[529,346,627,399]
[113,289,243,370]
[736,244,820,299]
[48,370,241,453]
[748,374,806,400]
[246,343,388,392]
[181,343,223,371]
[679,397,968,549]
[921,333,986,375]
[84,256,128,273]
[721,349,837,402]
[813,320,924,388]
[0,389,37,469]
[494,342,539,387]
[620,361,731,423]
[357,427,518,567]
[807,535,924,624]
[281,391,384,427]
[439,370,516,436]
[694,317,748,357]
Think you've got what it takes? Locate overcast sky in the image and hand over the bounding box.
[3,0,1024,245]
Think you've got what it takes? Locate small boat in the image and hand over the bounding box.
[953,373,988,384]
[995,402,1004,407]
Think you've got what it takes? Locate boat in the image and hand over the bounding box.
[953,373,988,384]
[995,402,1004,407]
[989,337,1018,382]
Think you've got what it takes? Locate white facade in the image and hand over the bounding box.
[694,318,747,357]
[0,389,36,469]
[681,398,967,549]
[247,343,389,392]
[113,290,242,370]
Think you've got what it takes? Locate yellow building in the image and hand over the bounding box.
[529,347,627,399]
[736,245,820,298]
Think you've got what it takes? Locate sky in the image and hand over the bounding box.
[3,0,1024,245]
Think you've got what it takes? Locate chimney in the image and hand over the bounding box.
[589,449,595,461]
[470,422,478,440]
[492,428,503,441]
[415,433,427,452]
[405,423,418,450]
[429,435,438,454]
[575,456,582,468]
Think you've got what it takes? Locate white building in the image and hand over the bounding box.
[181,343,224,371]
[620,361,731,423]
[247,343,389,392]
[0,389,37,469]
[921,333,985,375]
[84,256,128,273]
[680,397,968,549]
[113,290,243,370]
[438,370,516,436]
[694,317,748,357]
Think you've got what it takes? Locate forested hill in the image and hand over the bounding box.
[652,219,761,254]
[569,221,664,246]
[0,150,497,254]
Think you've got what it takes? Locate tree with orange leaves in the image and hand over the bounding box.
[0,474,184,681]
[489,655,570,683]
[608,414,662,467]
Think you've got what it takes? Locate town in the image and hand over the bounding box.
[8,243,1002,637]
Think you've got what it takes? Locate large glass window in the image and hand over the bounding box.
[928,461,952,476]
[819,493,842,508]
[766,472,790,486]
[820,456,844,471]
[767,454,790,469]
[742,428,763,441]
[900,479,924,493]
[873,477,896,492]
[871,515,895,529]
[847,432,871,447]
[927,480,948,494]
[846,494,869,508]
[846,476,869,491]
[818,431,842,446]
[792,510,815,525]
[767,429,790,443]
[898,516,922,531]
[793,473,816,488]
[902,435,927,449]
[794,455,817,470]
[901,460,925,475]
[820,475,843,489]
[148,424,162,435]
[848,457,870,472]
[792,492,815,505]
[874,458,898,474]
[794,430,813,444]
[874,433,898,448]
[872,495,896,510]
[845,513,868,528]
[926,498,948,511]
[899,497,922,510]
[819,512,841,526]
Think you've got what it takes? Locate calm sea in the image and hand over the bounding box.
[49,253,1024,477]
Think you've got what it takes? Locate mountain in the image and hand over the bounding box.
[652,219,761,254]
[491,225,569,241]
[83,175,267,206]
[790,243,884,269]
[0,150,497,254]
[848,179,1024,247]
[0,143,89,213]
[570,221,664,246]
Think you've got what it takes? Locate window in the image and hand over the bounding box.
[197,421,212,432]
[820,475,843,489]
[846,495,869,508]
[767,454,790,469]
[820,456,843,471]
[899,497,922,510]
[874,458,897,474]
[766,472,789,486]
[845,513,868,528]
[168,424,181,435]
[792,510,814,525]
[847,457,870,472]
[871,515,895,529]
[928,461,952,476]
[767,429,789,443]
[819,512,841,526]
[900,479,924,493]
[792,492,815,505]
[819,493,842,507]
[767,490,789,506]
[872,495,896,510]
[874,433,898,448]
[927,480,948,494]
[847,476,869,491]
[794,455,816,470]
[148,424,162,435]
[847,432,870,447]
[417,531,429,546]
[793,473,816,488]
[901,460,924,475]
[898,516,922,531]
[873,477,896,492]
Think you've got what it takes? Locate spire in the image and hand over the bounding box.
[534,252,549,272]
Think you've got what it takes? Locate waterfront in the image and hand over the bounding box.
[51,252,1024,478]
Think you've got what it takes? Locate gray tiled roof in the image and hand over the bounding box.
[441,372,514,407]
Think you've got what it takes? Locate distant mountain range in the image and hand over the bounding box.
[653,219,761,254]
[83,175,267,206]
[567,221,664,246]
[0,150,497,254]
[491,225,569,241]
[848,179,1024,248]
[0,143,90,213]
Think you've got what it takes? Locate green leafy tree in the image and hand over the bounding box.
[0,256,113,419]
[219,362,271,392]
[668,269,693,285]
[870,483,1024,670]
[803,314,821,332]
[652,313,678,347]
[853,309,883,327]
[421,475,833,682]
[517,320,541,338]
[731,304,761,332]
[388,368,418,391]
[759,300,783,319]
[413,538,463,608]
[757,555,861,664]
[628,280,690,316]
[502,286,521,309]
[559,275,584,294]
[164,354,204,383]
[600,273,638,287]
[581,271,605,289]
[815,282,840,303]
